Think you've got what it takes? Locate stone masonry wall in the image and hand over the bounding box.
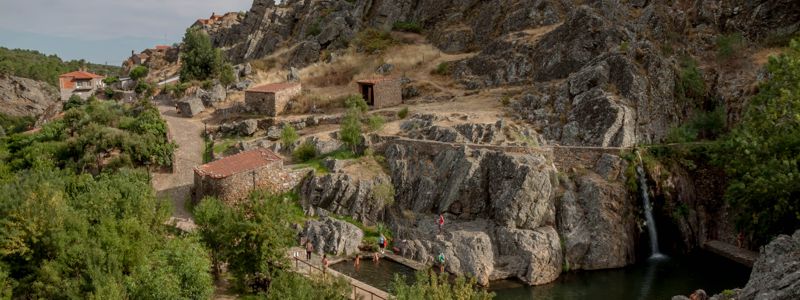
[194,162,308,204]
[272,84,301,115]
[374,79,402,109]
[245,84,302,116]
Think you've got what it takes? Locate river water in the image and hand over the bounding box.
[332,251,749,300]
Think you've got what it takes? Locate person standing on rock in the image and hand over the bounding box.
[438,214,445,234]
[378,234,386,254]
[322,254,329,275]
[305,241,314,260]
[436,252,446,273]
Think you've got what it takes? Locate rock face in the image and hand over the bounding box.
[299,171,392,226]
[303,217,364,256]
[738,230,800,300]
[0,74,59,117]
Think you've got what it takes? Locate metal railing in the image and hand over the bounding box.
[294,257,387,300]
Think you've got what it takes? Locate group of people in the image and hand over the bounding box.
[299,214,449,274]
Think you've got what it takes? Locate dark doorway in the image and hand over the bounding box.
[360,84,375,106]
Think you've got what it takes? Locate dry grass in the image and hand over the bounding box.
[751,47,786,67]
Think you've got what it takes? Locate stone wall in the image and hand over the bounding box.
[194,162,308,203]
[373,79,402,109]
[245,84,301,116]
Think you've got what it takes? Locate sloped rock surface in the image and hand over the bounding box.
[0,75,59,117]
[303,216,364,256]
[739,229,800,300]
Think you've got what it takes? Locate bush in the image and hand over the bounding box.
[500,95,511,106]
[219,63,236,88]
[366,115,385,132]
[354,28,395,54]
[135,81,153,96]
[102,76,120,85]
[180,28,223,82]
[280,124,299,147]
[716,32,745,60]
[339,108,363,153]
[391,272,494,300]
[397,107,409,119]
[392,21,423,33]
[431,62,452,76]
[63,94,84,111]
[307,21,322,36]
[343,94,369,112]
[129,65,149,81]
[372,182,395,207]
[292,141,318,162]
[675,56,706,103]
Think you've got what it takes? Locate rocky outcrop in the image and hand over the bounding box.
[303,217,364,256]
[299,170,392,226]
[738,229,800,300]
[0,74,59,117]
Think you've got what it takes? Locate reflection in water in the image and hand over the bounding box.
[330,258,416,292]
[492,252,749,300]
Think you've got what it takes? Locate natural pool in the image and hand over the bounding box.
[492,252,750,300]
[331,251,750,299]
[331,257,417,292]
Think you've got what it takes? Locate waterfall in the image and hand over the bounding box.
[636,154,664,259]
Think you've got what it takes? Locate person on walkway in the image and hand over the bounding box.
[378,234,386,254]
[436,252,446,273]
[305,241,314,260]
[322,254,329,274]
[437,214,445,234]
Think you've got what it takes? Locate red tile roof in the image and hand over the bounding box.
[59,71,104,80]
[194,148,282,179]
[155,45,171,50]
[246,82,301,94]
[357,77,397,84]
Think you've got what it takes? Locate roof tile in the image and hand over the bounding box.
[194,148,282,179]
[59,71,104,79]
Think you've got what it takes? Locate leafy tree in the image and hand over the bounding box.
[129,65,149,81]
[339,108,363,153]
[63,94,84,111]
[675,56,706,104]
[344,94,368,112]
[194,191,303,293]
[280,124,299,147]
[715,39,800,244]
[391,272,495,300]
[220,63,237,88]
[0,47,121,87]
[180,28,223,82]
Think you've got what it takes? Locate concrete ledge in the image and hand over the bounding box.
[704,240,758,268]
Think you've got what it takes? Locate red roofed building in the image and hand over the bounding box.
[59,71,106,101]
[193,148,294,203]
[245,82,302,116]
[356,76,402,109]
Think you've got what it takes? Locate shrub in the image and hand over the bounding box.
[339,108,363,153]
[431,62,451,76]
[307,21,322,36]
[135,81,153,96]
[397,107,409,119]
[129,65,149,81]
[366,115,385,132]
[500,95,511,106]
[675,56,706,103]
[716,32,745,60]
[372,182,395,207]
[392,272,494,300]
[102,76,120,85]
[280,124,299,147]
[104,87,114,98]
[180,28,223,82]
[343,94,369,112]
[292,141,318,162]
[354,28,395,54]
[219,63,236,88]
[63,94,84,111]
[392,21,423,33]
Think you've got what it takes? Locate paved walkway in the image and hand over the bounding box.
[704,240,758,267]
[152,101,205,231]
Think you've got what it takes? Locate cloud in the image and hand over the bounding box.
[0,0,252,41]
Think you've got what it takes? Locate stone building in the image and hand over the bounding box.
[356,77,402,109]
[193,148,296,203]
[245,82,302,116]
[58,71,105,101]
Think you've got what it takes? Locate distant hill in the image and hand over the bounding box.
[0,47,122,87]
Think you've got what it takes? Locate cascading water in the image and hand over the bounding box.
[636,153,665,259]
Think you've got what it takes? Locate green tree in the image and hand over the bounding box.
[280,124,299,147]
[63,94,84,111]
[194,191,303,293]
[339,108,362,153]
[344,94,368,112]
[220,63,236,88]
[180,28,223,82]
[392,272,495,300]
[715,38,800,244]
[129,66,149,81]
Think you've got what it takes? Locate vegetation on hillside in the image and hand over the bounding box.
[0,47,121,86]
[180,28,224,82]
[714,39,800,244]
[0,99,208,299]
[391,272,495,300]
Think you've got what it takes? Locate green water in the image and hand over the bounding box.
[492,252,750,300]
[331,258,417,292]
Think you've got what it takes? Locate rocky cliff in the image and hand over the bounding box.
[0,74,59,118]
[299,116,637,285]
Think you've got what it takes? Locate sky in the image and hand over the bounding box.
[0,0,253,65]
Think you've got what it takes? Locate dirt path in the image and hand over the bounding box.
[151,101,205,231]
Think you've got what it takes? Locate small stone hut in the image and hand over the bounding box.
[245,82,302,116]
[193,148,291,203]
[356,77,402,109]
[177,97,205,117]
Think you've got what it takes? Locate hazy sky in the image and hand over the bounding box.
[0,0,252,65]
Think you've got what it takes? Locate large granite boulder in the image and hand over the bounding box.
[299,172,391,226]
[0,74,59,117]
[303,217,364,256]
[739,230,800,300]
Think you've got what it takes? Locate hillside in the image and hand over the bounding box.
[0,47,122,87]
